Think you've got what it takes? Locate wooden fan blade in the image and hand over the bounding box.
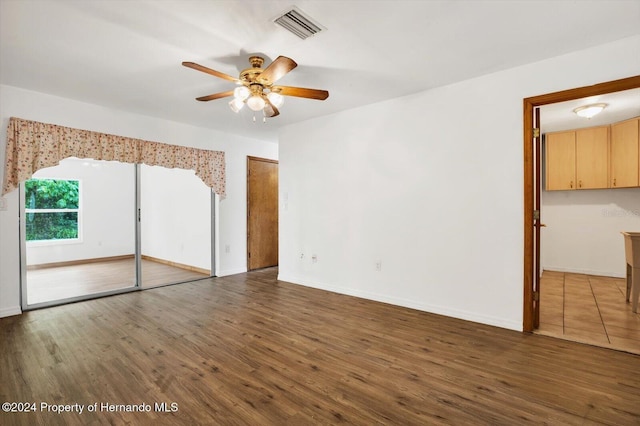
[264,99,280,118]
[182,61,239,83]
[258,56,297,85]
[196,90,234,102]
[275,86,329,100]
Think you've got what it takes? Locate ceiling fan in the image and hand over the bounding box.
[182,55,329,119]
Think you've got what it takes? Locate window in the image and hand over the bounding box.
[25,178,80,242]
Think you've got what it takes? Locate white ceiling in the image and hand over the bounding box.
[1,0,639,143]
[540,88,640,133]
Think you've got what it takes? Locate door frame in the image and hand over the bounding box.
[522,74,640,332]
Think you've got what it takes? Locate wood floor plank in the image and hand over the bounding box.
[1,268,640,425]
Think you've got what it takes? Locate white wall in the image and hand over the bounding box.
[541,188,640,277]
[27,158,135,265]
[140,164,211,271]
[278,35,640,332]
[0,85,277,317]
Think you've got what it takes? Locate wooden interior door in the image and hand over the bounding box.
[247,157,279,271]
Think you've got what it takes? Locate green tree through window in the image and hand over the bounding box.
[25,179,80,241]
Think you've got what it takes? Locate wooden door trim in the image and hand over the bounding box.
[533,106,541,329]
[246,156,279,271]
[523,75,640,332]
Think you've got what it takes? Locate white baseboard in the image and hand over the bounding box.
[215,267,247,277]
[542,266,626,279]
[277,273,522,332]
[0,306,22,318]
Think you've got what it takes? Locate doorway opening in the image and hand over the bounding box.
[523,76,640,347]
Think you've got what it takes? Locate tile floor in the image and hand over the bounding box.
[536,270,640,355]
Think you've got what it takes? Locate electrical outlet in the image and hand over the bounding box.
[300,253,305,260]
[225,245,231,253]
[375,261,382,271]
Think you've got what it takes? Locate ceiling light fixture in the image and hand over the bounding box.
[246,95,266,111]
[229,84,286,115]
[184,55,329,120]
[233,86,250,101]
[227,61,285,116]
[573,103,608,119]
[228,98,244,113]
[267,92,284,108]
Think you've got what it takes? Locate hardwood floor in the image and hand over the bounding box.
[26,258,209,305]
[1,268,639,425]
[537,270,640,355]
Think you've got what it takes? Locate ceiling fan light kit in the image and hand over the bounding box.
[267,92,284,108]
[233,86,250,101]
[183,55,329,120]
[247,93,266,112]
[228,98,244,113]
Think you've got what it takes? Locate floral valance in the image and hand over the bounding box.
[2,117,226,197]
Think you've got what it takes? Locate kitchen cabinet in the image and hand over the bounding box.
[575,126,609,189]
[610,117,639,188]
[545,123,633,191]
[545,130,575,190]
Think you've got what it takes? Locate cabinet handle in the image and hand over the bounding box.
[613,178,616,187]
[570,180,573,189]
[579,180,582,188]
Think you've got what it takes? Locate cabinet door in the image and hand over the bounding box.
[576,126,608,189]
[610,118,639,188]
[545,131,576,190]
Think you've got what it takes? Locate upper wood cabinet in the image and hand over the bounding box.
[576,126,609,189]
[545,126,609,191]
[610,117,639,188]
[546,131,576,190]
[545,119,640,192]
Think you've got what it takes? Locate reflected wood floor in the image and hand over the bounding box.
[27,258,209,305]
[2,268,639,425]
[537,271,640,355]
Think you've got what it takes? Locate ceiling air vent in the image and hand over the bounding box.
[273,7,325,40]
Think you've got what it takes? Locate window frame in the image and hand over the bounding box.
[24,177,83,246]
